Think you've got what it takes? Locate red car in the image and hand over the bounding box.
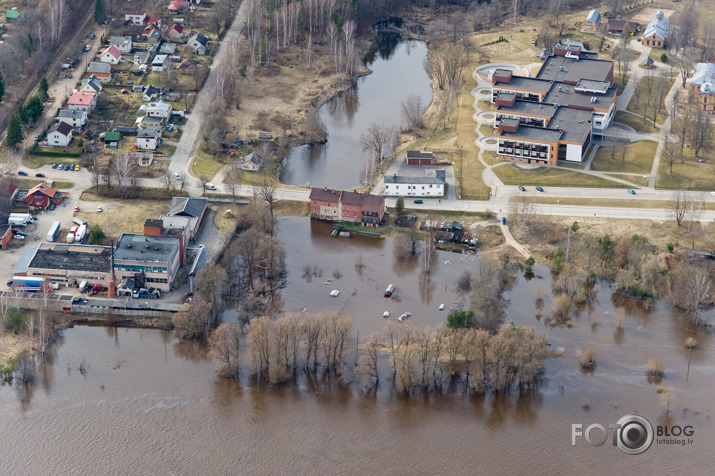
[74,206,80,212]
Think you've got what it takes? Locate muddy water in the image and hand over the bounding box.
[280,40,433,189]
[2,218,714,474]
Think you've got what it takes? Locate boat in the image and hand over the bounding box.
[398,312,411,322]
[383,311,390,318]
[438,304,446,311]
[384,284,395,298]
[329,290,340,297]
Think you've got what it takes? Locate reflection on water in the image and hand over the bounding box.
[2,219,715,473]
[281,40,432,189]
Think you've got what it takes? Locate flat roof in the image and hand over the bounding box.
[29,243,113,273]
[499,118,520,128]
[537,55,612,83]
[548,107,593,143]
[496,100,558,119]
[500,125,563,144]
[494,76,553,93]
[114,233,180,263]
[543,82,617,112]
[576,79,610,94]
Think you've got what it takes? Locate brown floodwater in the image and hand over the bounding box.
[1,217,713,474]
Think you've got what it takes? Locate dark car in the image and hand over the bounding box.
[89,32,96,40]
[518,185,526,192]
[64,164,72,171]
[49,204,56,211]
[627,189,636,195]
[18,171,28,176]
[536,186,544,192]
[35,173,46,178]
[7,280,13,286]
[52,163,58,169]
[413,199,424,204]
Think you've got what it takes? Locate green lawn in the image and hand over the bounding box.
[530,196,715,210]
[191,146,226,180]
[656,149,715,191]
[613,111,659,134]
[23,155,80,169]
[493,164,630,188]
[53,181,74,189]
[591,140,657,174]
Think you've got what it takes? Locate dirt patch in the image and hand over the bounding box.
[474,224,504,252]
[628,8,674,24]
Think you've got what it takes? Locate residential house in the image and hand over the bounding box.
[689,62,715,114]
[166,196,208,237]
[177,58,198,74]
[135,126,162,150]
[146,16,161,27]
[109,35,133,54]
[87,62,112,82]
[309,188,385,227]
[187,33,209,55]
[138,101,172,120]
[384,170,445,197]
[103,131,121,147]
[24,243,114,288]
[167,23,187,39]
[67,92,97,112]
[152,54,169,71]
[113,233,181,291]
[606,19,638,37]
[99,45,122,64]
[144,218,190,264]
[0,224,12,250]
[57,109,88,129]
[406,150,434,165]
[79,75,103,94]
[5,8,24,21]
[135,115,164,128]
[124,10,146,25]
[159,42,177,55]
[142,24,160,39]
[240,152,263,171]
[584,9,600,32]
[23,183,63,209]
[46,122,73,147]
[142,85,161,102]
[168,0,190,14]
[643,10,670,48]
[134,51,151,65]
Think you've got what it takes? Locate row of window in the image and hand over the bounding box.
[145,277,168,284]
[389,184,435,189]
[114,265,168,273]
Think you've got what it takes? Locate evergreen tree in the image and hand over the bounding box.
[25,96,44,123]
[27,33,34,55]
[0,71,5,103]
[17,103,28,124]
[88,224,106,244]
[395,196,404,215]
[94,0,106,23]
[6,112,24,148]
[39,77,49,102]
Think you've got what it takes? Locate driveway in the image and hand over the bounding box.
[193,208,226,263]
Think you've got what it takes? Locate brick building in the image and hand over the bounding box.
[309,188,385,227]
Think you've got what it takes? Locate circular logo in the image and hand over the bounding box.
[615,414,654,455]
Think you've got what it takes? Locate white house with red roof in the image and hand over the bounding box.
[168,0,190,13]
[99,45,122,64]
[67,92,97,112]
[125,10,146,25]
[167,22,187,39]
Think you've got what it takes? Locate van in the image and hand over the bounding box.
[205,183,217,190]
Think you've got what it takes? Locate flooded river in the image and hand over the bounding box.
[280,40,433,189]
[1,218,714,473]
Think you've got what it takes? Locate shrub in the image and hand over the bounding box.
[646,357,665,377]
[5,310,24,334]
[579,346,597,369]
[446,309,474,329]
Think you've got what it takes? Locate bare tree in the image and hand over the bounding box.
[209,323,242,378]
[257,173,277,237]
[685,269,712,326]
[660,386,677,420]
[246,316,272,375]
[684,337,697,382]
[304,110,327,144]
[670,190,688,226]
[342,20,357,77]
[662,137,681,176]
[224,160,243,203]
[400,94,426,131]
[692,109,713,157]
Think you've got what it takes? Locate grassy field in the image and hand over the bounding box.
[591,140,657,174]
[83,199,171,240]
[493,164,631,188]
[613,110,659,134]
[191,146,226,180]
[626,75,674,125]
[530,196,715,211]
[656,148,715,191]
[479,124,495,137]
[606,174,649,187]
[53,181,75,189]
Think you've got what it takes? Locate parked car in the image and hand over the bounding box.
[49,204,56,211]
[518,185,526,192]
[74,206,80,212]
[35,173,45,178]
[52,163,58,169]
[14,231,26,237]
[64,164,72,170]
[627,189,636,195]
[89,32,96,40]
[4,171,14,175]
[174,173,181,179]
[205,183,217,190]
[84,44,91,51]
[535,186,544,192]
[413,199,423,204]
[18,171,28,176]
[34,135,40,141]
[75,165,80,171]
[97,206,103,213]
[165,124,174,132]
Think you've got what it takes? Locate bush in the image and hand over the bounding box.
[579,346,597,369]
[646,357,665,377]
[660,53,668,63]
[5,310,24,335]
[88,224,106,244]
[446,309,474,329]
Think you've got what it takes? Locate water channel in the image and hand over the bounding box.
[280,39,433,189]
[1,217,713,473]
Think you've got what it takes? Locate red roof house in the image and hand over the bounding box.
[23,183,63,210]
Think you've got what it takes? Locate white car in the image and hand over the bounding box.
[205,183,217,190]
[97,206,103,213]
[174,173,181,179]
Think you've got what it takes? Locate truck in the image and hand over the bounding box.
[9,213,33,222]
[73,216,88,226]
[74,224,87,243]
[8,217,29,227]
[66,233,75,243]
[11,276,47,292]
[47,221,61,242]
